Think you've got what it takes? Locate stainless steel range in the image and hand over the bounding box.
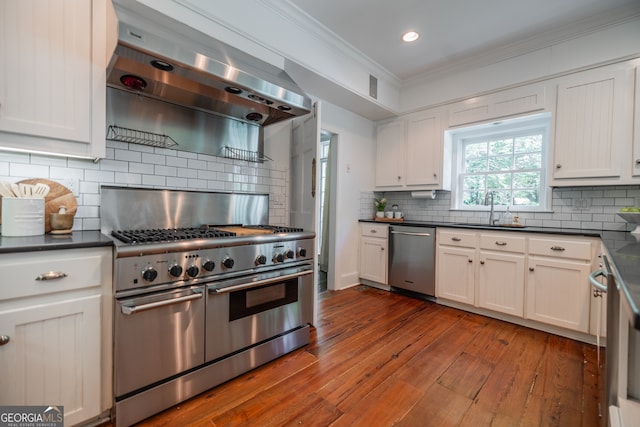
[101,186,315,427]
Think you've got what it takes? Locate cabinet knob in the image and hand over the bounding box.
[468,259,473,263]
[555,164,562,169]
[0,335,9,346]
[433,173,437,178]
[397,176,402,180]
[480,260,485,265]
[381,248,385,251]
[635,159,640,165]
[529,267,535,272]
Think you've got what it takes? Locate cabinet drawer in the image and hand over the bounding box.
[0,248,109,301]
[479,233,526,253]
[528,237,592,261]
[438,229,477,248]
[360,223,388,238]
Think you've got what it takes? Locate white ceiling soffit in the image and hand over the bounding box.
[286,0,640,82]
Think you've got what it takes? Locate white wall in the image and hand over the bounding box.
[401,17,640,112]
[320,102,376,290]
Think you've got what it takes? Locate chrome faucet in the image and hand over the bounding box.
[484,191,497,225]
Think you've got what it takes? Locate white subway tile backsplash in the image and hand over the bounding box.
[10,163,49,177]
[86,170,115,183]
[115,150,142,163]
[155,165,177,176]
[129,162,155,174]
[100,159,129,172]
[114,172,142,185]
[188,159,207,170]
[142,174,166,186]
[142,153,166,165]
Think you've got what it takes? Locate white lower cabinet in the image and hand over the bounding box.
[437,246,475,305]
[359,223,388,284]
[436,228,600,340]
[526,257,591,333]
[478,251,525,317]
[0,247,112,426]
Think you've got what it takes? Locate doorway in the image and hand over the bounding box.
[318,130,336,293]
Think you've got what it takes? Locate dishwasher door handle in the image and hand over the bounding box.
[390,231,432,237]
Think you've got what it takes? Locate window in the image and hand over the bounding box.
[450,113,551,211]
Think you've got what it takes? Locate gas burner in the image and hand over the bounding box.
[111,227,236,244]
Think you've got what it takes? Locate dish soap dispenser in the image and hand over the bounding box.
[501,207,514,225]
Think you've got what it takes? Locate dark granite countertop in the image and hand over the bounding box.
[360,219,640,329]
[0,230,113,254]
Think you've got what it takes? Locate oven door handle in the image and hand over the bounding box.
[121,290,203,315]
[209,269,313,295]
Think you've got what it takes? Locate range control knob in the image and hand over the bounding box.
[202,260,215,272]
[186,265,199,277]
[255,255,267,265]
[284,250,295,259]
[298,248,307,257]
[168,264,183,277]
[142,266,158,282]
[222,257,235,269]
[273,253,284,263]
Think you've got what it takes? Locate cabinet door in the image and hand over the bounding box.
[359,237,387,284]
[526,256,591,333]
[633,66,640,177]
[375,120,405,187]
[553,64,633,180]
[436,246,475,305]
[406,111,443,186]
[0,0,115,159]
[0,295,102,426]
[478,251,525,317]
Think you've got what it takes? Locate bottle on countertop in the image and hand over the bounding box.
[501,206,514,225]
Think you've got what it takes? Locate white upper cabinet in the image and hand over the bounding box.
[633,66,640,177]
[375,108,449,190]
[375,120,406,187]
[551,62,635,184]
[0,0,117,159]
[448,84,547,127]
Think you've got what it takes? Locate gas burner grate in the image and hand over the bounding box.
[243,225,304,233]
[111,227,236,244]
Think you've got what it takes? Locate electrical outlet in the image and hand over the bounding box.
[62,178,80,196]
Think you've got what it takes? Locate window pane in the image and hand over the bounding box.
[488,139,513,156]
[515,153,541,169]
[462,191,484,206]
[465,158,487,173]
[488,155,513,171]
[514,135,542,153]
[465,142,487,159]
[463,175,484,190]
[513,172,540,189]
[492,190,511,206]
[486,173,511,189]
[513,190,539,206]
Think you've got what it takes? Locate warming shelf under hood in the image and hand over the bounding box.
[107,24,312,127]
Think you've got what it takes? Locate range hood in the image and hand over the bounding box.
[107,24,312,127]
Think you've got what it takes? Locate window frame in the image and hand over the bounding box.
[449,113,552,212]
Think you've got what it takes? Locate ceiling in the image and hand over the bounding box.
[288,0,640,81]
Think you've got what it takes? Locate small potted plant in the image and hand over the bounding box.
[374,197,387,218]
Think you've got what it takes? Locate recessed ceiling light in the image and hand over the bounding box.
[402,31,420,43]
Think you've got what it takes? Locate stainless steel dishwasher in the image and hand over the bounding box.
[388,225,436,298]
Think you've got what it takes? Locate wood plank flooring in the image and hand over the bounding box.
[125,285,605,426]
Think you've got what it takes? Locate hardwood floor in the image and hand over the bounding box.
[127,286,605,426]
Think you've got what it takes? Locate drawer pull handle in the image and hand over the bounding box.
[370,229,377,234]
[451,237,462,242]
[468,259,473,263]
[495,241,507,246]
[480,260,485,265]
[0,335,10,346]
[529,267,535,272]
[35,271,68,281]
[550,246,565,251]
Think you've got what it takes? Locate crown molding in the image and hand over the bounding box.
[404,2,640,86]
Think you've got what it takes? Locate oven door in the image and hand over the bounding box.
[114,285,205,398]
[205,264,313,362]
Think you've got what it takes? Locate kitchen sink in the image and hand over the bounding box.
[451,223,527,229]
